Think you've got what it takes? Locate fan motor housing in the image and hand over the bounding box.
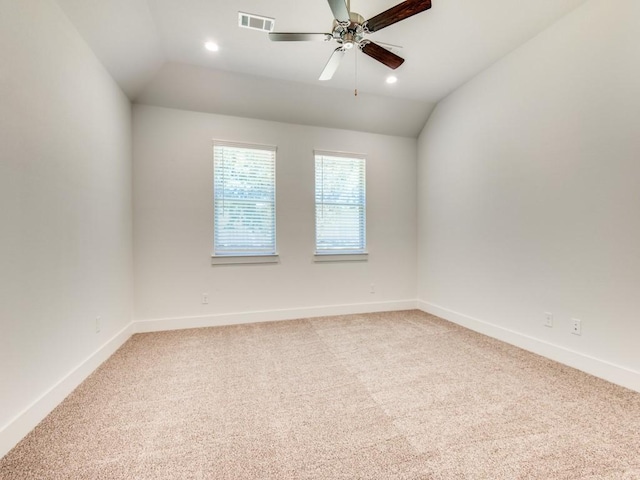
[332,12,365,48]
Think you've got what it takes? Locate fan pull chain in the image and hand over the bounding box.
[354,47,358,97]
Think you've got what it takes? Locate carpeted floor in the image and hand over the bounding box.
[1,310,639,479]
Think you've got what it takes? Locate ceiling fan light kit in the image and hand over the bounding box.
[268,0,432,81]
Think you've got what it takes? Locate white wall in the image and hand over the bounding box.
[417,0,640,390]
[0,0,133,455]
[133,105,417,329]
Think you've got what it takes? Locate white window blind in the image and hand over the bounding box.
[315,152,366,254]
[213,141,276,256]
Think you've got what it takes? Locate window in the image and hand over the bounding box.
[315,151,366,259]
[213,141,276,262]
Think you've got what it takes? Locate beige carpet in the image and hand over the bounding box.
[1,310,639,479]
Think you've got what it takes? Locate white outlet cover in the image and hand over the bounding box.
[571,318,582,335]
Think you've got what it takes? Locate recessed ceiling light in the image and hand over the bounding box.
[386,76,398,84]
[204,41,219,52]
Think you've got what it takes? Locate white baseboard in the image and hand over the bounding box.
[418,300,640,393]
[134,300,418,333]
[0,322,134,459]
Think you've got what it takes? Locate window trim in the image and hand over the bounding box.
[314,149,367,258]
[211,254,279,266]
[213,140,277,259]
[313,253,368,263]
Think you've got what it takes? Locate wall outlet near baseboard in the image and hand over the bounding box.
[202,293,209,304]
[544,312,553,328]
[370,284,375,294]
[95,316,101,334]
[571,318,582,335]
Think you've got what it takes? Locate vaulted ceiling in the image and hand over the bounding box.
[55,0,588,136]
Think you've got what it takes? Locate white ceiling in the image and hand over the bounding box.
[55,0,588,136]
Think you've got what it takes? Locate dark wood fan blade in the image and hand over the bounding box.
[269,32,332,42]
[365,0,431,33]
[361,42,405,69]
[327,0,350,23]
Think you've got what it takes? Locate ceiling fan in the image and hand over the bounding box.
[269,0,432,81]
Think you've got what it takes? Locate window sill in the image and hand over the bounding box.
[211,254,279,266]
[314,253,368,263]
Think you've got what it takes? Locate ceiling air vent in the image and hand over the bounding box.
[238,12,275,32]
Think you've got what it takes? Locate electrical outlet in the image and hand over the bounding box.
[571,318,582,336]
[370,284,375,294]
[544,312,553,328]
[202,293,209,304]
[95,316,101,334]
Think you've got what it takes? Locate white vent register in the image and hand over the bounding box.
[238,12,275,32]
